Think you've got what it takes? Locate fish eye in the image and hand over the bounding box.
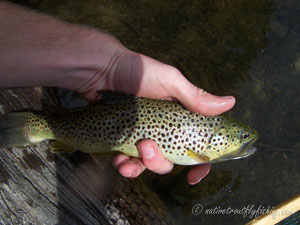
[241,131,250,140]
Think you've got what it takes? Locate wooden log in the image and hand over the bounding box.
[0,87,175,225]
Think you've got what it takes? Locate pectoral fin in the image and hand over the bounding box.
[49,140,76,153]
[186,149,210,163]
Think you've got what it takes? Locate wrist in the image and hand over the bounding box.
[54,27,127,93]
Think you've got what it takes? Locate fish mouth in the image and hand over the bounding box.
[209,136,259,163]
[237,136,259,157]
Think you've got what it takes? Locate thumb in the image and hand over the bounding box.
[137,139,173,174]
[169,72,236,116]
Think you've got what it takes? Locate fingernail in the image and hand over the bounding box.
[129,170,136,177]
[128,164,137,177]
[190,177,203,185]
[141,145,155,159]
[219,96,234,99]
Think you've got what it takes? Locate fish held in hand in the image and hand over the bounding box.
[0,93,259,165]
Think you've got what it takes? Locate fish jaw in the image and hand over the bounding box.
[206,136,259,164]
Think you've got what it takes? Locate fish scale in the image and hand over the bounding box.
[0,94,258,165]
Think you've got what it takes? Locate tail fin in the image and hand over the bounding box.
[0,112,37,148]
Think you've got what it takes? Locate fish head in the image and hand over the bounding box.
[205,118,259,163]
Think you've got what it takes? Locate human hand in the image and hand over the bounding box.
[76,35,235,185]
[0,2,234,185]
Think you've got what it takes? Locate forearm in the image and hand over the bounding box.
[0,2,124,91]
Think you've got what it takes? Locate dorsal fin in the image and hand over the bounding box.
[48,91,138,118]
[96,91,137,104]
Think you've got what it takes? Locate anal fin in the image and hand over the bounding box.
[91,151,118,158]
[49,140,76,153]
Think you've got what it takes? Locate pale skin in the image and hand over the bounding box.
[0,2,235,185]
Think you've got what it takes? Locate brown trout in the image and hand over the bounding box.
[0,93,258,165]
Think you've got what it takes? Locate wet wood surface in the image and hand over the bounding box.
[0,87,175,225]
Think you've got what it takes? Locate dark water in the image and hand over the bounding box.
[14,0,300,224]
